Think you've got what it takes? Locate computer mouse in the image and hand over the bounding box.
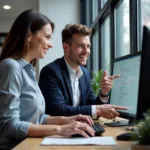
[116,132,136,141]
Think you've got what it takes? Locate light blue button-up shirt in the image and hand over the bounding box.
[0,58,49,149]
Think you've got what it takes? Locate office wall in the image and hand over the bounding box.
[0,0,39,32]
[38,0,80,77]
[0,0,80,79]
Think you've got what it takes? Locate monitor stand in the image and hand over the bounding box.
[104,118,136,127]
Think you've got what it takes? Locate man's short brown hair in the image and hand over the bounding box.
[61,24,92,45]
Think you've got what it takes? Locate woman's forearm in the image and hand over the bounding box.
[27,124,60,137]
[45,116,68,125]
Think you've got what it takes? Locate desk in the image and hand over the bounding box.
[12,119,136,150]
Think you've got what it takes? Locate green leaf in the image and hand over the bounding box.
[136,109,150,145]
[91,69,103,96]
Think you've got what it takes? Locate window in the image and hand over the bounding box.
[115,0,130,58]
[80,0,141,74]
[101,0,108,8]
[92,0,99,22]
[101,16,111,73]
[92,28,99,70]
[138,0,150,51]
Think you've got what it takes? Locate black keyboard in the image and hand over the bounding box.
[72,122,105,137]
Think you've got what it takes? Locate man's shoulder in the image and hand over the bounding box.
[44,57,63,67]
[41,57,65,74]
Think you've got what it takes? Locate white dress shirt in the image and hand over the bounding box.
[64,59,108,119]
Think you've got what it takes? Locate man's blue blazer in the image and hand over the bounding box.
[39,57,106,116]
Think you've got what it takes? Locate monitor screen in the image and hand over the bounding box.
[110,52,141,118]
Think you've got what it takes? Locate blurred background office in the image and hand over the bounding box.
[0,0,150,79]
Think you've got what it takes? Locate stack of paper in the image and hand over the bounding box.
[41,136,116,145]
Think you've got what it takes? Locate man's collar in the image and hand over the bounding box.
[64,58,83,78]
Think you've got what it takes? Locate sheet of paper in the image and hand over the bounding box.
[41,136,116,145]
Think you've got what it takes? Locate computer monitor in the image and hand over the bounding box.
[137,25,150,119]
[105,25,150,127]
[104,52,141,127]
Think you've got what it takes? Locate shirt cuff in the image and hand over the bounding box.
[91,105,97,119]
[99,94,109,103]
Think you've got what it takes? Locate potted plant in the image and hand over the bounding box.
[132,109,150,150]
[91,69,103,96]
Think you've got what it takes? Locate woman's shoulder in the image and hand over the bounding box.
[0,58,21,73]
[1,58,20,67]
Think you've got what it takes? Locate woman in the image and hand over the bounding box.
[0,10,94,149]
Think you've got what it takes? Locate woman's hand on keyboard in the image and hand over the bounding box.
[69,114,94,126]
[57,121,95,138]
[58,114,94,126]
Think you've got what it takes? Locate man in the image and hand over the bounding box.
[39,24,127,119]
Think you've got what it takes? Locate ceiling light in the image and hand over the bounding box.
[3,5,11,10]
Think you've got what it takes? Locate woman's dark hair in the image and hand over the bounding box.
[0,9,54,66]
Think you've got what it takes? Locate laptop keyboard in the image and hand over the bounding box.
[72,122,105,137]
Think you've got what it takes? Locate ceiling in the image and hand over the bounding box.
[0,0,38,18]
